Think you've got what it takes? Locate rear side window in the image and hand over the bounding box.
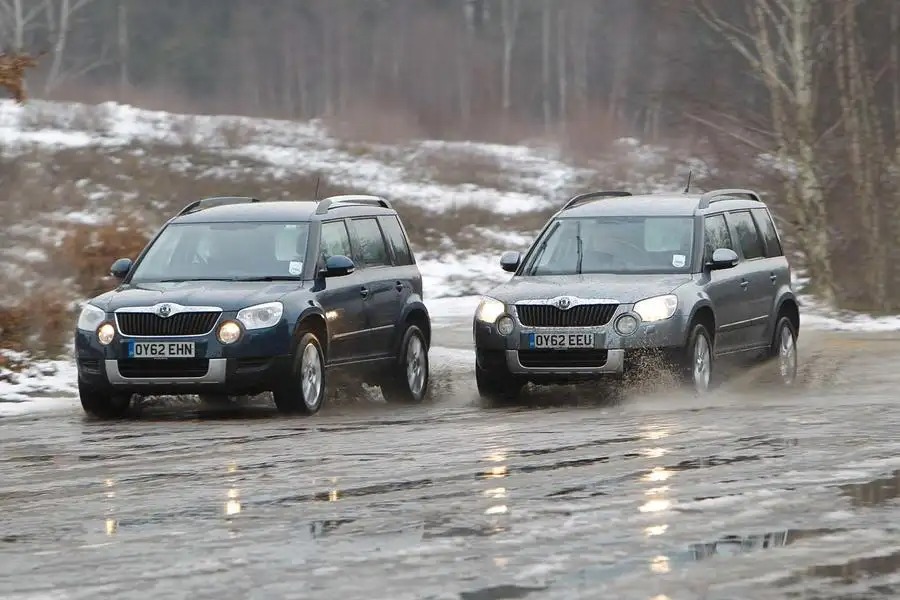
[703,214,734,262]
[751,208,783,257]
[320,220,353,260]
[378,215,414,265]
[348,218,391,267]
[727,211,765,260]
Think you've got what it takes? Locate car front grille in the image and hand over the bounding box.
[515,304,618,327]
[116,311,221,336]
[117,359,210,378]
[518,349,610,368]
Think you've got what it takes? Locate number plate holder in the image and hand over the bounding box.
[521,332,600,350]
[127,341,196,359]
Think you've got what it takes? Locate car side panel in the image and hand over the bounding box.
[313,270,369,363]
[723,210,771,351]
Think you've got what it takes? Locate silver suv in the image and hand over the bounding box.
[472,189,799,401]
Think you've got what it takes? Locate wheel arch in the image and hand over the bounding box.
[775,294,800,338]
[687,303,717,346]
[398,301,431,349]
[293,308,329,359]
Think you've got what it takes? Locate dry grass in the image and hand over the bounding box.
[413,149,510,191]
[0,289,74,357]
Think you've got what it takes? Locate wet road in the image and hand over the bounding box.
[2,318,900,600]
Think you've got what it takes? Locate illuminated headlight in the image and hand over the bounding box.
[615,314,639,336]
[633,295,678,323]
[236,302,283,330]
[217,321,242,345]
[97,322,116,345]
[475,297,505,324]
[497,316,515,336]
[77,304,106,331]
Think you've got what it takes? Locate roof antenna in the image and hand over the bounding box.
[683,169,693,193]
[313,175,322,201]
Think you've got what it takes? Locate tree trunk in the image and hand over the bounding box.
[117,0,129,91]
[499,0,521,116]
[541,2,552,133]
[556,3,568,132]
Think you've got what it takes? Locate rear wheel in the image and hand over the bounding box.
[682,323,714,394]
[380,325,429,404]
[79,382,132,419]
[770,316,798,386]
[272,332,326,415]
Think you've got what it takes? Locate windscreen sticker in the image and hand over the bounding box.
[672,254,686,268]
[288,261,303,276]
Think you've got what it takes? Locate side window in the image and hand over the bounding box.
[348,218,391,267]
[751,208,784,258]
[378,215,414,266]
[703,214,734,262]
[727,211,766,260]
[320,220,353,260]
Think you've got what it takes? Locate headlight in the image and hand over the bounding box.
[217,321,242,344]
[633,295,678,322]
[475,297,505,324]
[236,302,283,330]
[77,304,106,331]
[97,322,116,345]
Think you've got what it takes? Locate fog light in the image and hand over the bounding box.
[615,314,639,336]
[97,322,116,345]
[497,316,514,336]
[217,321,242,344]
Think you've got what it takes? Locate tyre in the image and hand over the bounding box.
[475,360,524,405]
[272,332,326,415]
[682,323,714,394]
[380,324,429,404]
[79,382,132,419]
[769,315,798,387]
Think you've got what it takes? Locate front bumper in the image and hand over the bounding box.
[74,314,295,396]
[473,303,688,378]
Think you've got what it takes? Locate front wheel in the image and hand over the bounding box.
[770,316,798,386]
[79,382,132,419]
[380,325,430,404]
[682,323,714,394]
[272,332,326,415]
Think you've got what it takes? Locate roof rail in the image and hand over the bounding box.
[176,196,261,217]
[561,190,632,211]
[315,194,393,215]
[698,188,761,209]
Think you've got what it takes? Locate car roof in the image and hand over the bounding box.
[556,191,766,218]
[171,195,396,224]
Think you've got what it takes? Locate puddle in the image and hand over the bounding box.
[459,585,547,600]
[778,550,900,587]
[689,528,842,561]
[839,470,900,507]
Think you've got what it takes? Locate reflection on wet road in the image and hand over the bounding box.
[1,330,900,599]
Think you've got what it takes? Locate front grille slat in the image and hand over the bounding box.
[117,311,220,336]
[518,349,609,368]
[117,359,209,378]
[516,303,618,327]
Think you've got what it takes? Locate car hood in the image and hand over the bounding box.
[89,280,305,313]
[486,273,693,305]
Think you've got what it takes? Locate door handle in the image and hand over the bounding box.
[740,279,749,289]
[769,273,777,284]
[395,281,404,292]
[360,286,369,298]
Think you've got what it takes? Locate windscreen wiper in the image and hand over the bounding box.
[228,276,302,281]
[575,220,584,274]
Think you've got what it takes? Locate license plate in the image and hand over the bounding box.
[527,333,594,349]
[127,341,195,358]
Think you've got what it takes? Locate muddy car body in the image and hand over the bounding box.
[473,189,800,401]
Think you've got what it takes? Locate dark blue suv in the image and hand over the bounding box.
[74,195,431,418]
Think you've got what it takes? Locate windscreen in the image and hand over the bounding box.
[522,216,695,275]
[129,221,311,282]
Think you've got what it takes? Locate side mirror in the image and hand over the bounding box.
[109,257,133,280]
[500,251,521,273]
[708,248,739,271]
[321,255,355,278]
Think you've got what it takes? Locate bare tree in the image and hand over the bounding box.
[696,0,836,305]
[499,0,521,116]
